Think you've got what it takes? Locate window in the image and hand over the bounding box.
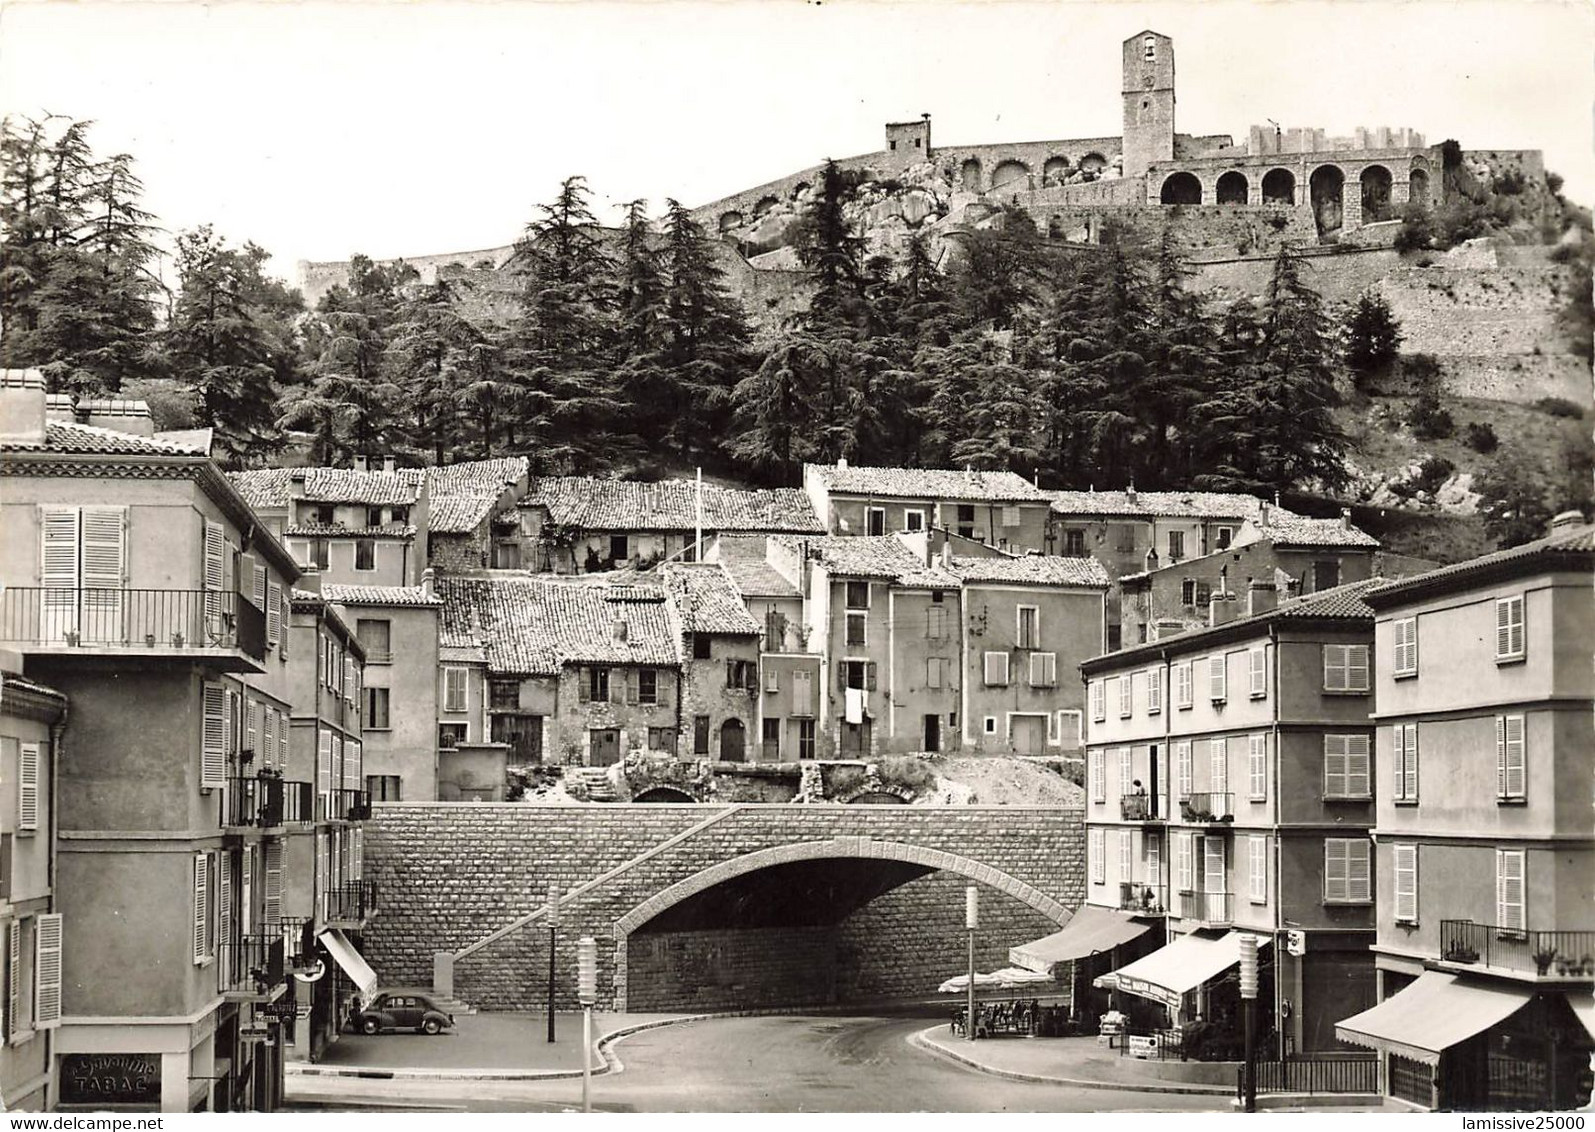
[841,660,874,690]
[367,506,384,527]
[926,606,948,639]
[693,715,711,755]
[1117,675,1132,717]
[1209,655,1227,702]
[1249,835,1267,903]
[1394,844,1418,923]
[1017,606,1039,649]
[796,719,816,760]
[1090,680,1106,721]
[1495,596,1525,662]
[609,535,629,563]
[761,719,780,759]
[956,504,975,538]
[354,539,376,572]
[1168,530,1185,562]
[983,652,1009,686]
[489,679,520,711]
[1089,828,1105,884]
[1249,647,1267,698]
[1215,526,1234,550]
[586,666,611,702]
[1393,722,1418,802]
[1209,737,1228,792]
[1323,735,1371,798]
[866,508,886,537]
[391,505,409,524]
[1248,734,1266,800]
[1495,850,1525,935]
[493,541,521,569]
[984,716,997,735]
[437,723,467,749]
[692,634,712,660]
[1496,715,1525,801]
[192,852,212,963]
[307,539,330,569]
[1323,644,1369,692]
[1203,837,1226,893]
[1029,652,1057,687]
[845,611,867,647]
[364,687,390,730]
[1176,832,1194,892]
[1118,747,1133,797]
[1312,560,1340,592]
[1175,663,1193,709]
[764,666,780,694]
[638,668,658,705]
[442,667,468,713]
[356,618,391,663]
[1393,617,1418,677]
[1146,668,1162,714]
[845,581,870,609]
[1175,741,1192,798]
[1064,529,1086,557]
[1143,33,1156,59]
[1180,579,1196,606]
[1089,748,1106,803]
[792,669,815,716]
[726,659,758,692]
[1324,839,1372,903]
[904,510,925,533]
[1059,710,1083,746]
[1119,830,1133,880]
[926,657,950,690]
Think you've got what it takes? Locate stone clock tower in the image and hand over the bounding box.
[1122,30,1175,179]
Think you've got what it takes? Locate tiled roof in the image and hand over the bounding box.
[427,457,529,498]
[429,495,499,535]
[523,476,824,533]
[437,575,678,675]
[321,585,442,607]
[714,536,801,597]
[284,524,417,539]
[299,467,422,505]
[662,564,762,635]
[947,554,1111,588]
[777,536,960,587]
[1258,515,1380,549]
[154,428,214,454]
[1048,489,1279,520]
[1,422,208,456]
[439,643,487,664]
[808,463,1049,502]
[1366,523,1595,606]
[1268,577,1385,620]
[228,469,295,510]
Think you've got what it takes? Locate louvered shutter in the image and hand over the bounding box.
[1394,844,1418,922]
[865,662,877,691]
[578,667,591,703]
[1119,829,1132,880]
[267,582,282,646]
[1146,668,1162,713]
[1177,832,1193,892]
[278,709,289,765]
[201,683,226,790]
[318,730,332,816]
[1401,723,1418,800]
[1203,836,1225,891]
[6,921,19,1042]
[1325,840,1348,902]
[344,656,355,703]
[1209,737,1227,792]
[1118,747,1132,796]
[1503,715,1525,797]
[264,840,283,924]
[1145,833,1160,885]
[318,834,330,921]
[218,852,233,984]
[1324,736,1347,797]
[241,845,254,935]
[1176,741,1192,797]
[1248,734,1266,799]
[40,507,80,641]
[261,709,275,770]
[1347,840,1371,902]
[193,853,209,963]
[1249,835,1267,902]
[1347,645,1369,691]
[223,688,238,762]
[1089,748,1105,802]
[984,652,1008,686]
[1209,655,1226,701]
[244,699,257,755]
[1323,645,1347,692]
[1495,598,1517,658]
[352,827,364,880]
[203,520,226,627]
[1089,828,1104,883]
[1249,647,1266,697]
[1347,735,1370,796]
[79,507,127,642]
[17,742,39,832]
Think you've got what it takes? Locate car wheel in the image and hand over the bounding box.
[361,1017,382,1035]
[422,1017,442,1035]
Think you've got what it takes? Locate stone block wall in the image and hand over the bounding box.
[1035,203,1318,258]
[1375,265,1574,356]
[428,531,489,574]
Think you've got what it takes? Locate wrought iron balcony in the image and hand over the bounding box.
[326,879,378,927]
[224,775,285,830]
[1120,794,1164,822]
[1179,890,1233,925]
[332,788,371,822]
[0,588,266,667]
[219,932,286,1000]
[1120,881,1168,915]
[1178,792,1234,824]
[1439,920,1595,980]
[277,917,317,970]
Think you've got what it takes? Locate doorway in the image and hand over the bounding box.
[719,719,746,763]
[590,728,620,766]
[1011,715,1046,754]
[923,713,941,752]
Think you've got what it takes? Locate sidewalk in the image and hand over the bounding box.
[912,1027,1237,1096]
[289,1011,692,1080]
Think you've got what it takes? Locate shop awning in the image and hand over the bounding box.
[1093,931,1270,1010]
[1010,905,1153,975]
[1570,993,1595,1043]
[1335,971,1533,1066]
[318,928,379,999]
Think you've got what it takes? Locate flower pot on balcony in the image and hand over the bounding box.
[1532,948,1557,975]
[145,633,157,647]
[171,632,185,648]
[1443,945,1479,963]
[65,631,80,647]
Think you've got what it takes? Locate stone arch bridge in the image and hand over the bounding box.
[364,803,1084,1013]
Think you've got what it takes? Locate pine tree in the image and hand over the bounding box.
[1342,292,1403,387]
[384,278,482,464]
[611,200,673,463]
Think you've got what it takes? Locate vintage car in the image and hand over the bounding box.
[349,989,455,1035]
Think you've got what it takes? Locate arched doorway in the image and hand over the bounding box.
[959,158,982,192]
[719,719,746,763]
[1079,153,1108,177]
[1361,165,1394,223]
[1408,167,1430,209]
[633,787,697,803]
[1216,171,1249,205]
[1043,156,1071,186]
[718,211,744,233]
[847,791,909,805]
[752,195,779,220]
[1160,171,1202,205]
[1262,168,1296,204]
[991,159,1030,193]
[1309,165,1345,236]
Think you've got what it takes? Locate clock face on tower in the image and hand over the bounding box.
[1143,72,1156,89]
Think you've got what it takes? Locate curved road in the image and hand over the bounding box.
[292,1013,1230,1113]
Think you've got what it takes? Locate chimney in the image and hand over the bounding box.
[612,616,629,643]
[836,456,847,470]
[421,566,435,600]
[81,398,154,438]
[940,541,953,568]
[1550,510,1586,533]
[1247,580,1278,616]
[0,369,48,446]
[383,455,396,474]
[1209,592,1239,627]
[1144,548,1160,573]
[1340,507,1352,531]
[1126,482,1137,505]
[1153,619,1185,640]
[965,465,976,484]
[1259,500,1271,528]
[298,567,322,594]
[353,454,368,472]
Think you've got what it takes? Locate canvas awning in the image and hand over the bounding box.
[318,928,379,999]
[1334,971,1533,1066]
[1569,992,1595,1043]
[1010,905,1153,975]
[1093,931,1270,1009]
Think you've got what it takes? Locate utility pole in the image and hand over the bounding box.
[577,936,598,1113]
[1239,933,1259,1112]
[965,886,979,1042]
[546,882,559,1043]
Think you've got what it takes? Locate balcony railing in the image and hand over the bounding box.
[1179,793,1234,824]
[1121,794,1164,822]
[332,788,371,822]
[224,775,285,829]
[1439,920,1595,979]
[277,917,317,969]
[326,879,378,926]
[219,932,285,998]
[0,588,265,663]
[280,780,314,825]
[1179,890,1233,924]
[1120,881,1168,915]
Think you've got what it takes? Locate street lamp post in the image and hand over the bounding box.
[965,886,979,1043]
[546,882,560,1044]
[576,935,598,1113]
[1239,933,1259,1113]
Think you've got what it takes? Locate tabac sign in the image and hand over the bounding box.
[59,1053,161,1106]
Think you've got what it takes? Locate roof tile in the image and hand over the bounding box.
[523,476,823,533]
[2,422,208,457]
[947,554,1111,588]
[321,584,442,607]
[1048,489,1283,520]
[662,563,762,635]
[809,463,1049,502]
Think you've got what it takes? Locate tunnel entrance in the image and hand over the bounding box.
[623,857,1061,1013]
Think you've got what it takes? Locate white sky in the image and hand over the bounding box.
[2,0,1591,289]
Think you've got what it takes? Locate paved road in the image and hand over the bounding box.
[290,1012,1233,1113]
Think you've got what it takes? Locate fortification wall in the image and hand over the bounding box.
[1035,202,1317,257]
[1376,265,1575,358]
[298,245,517,311]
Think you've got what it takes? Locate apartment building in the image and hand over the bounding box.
[803,460,1053,553]
[662,564,766,762]
[0,657,67,1111]
[1336,521,1594,1111]
[0,371,302,1111]
[1082,578,1382,1055]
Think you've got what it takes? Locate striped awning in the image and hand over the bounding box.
[1009,905,1152,975]
[1094,931,1270,1009]
[318,928,379,999]
[1335,971,1533,1066]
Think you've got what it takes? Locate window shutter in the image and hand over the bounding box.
[1497,850,1525,931]
[1209,737,1227,792]
[203,520,226,620]
[1177,832,1193,891]
[201,683,226,790]
[1090,681,1104,720]
[1178,663,1192,708]
[1508,599,1524,657]
[1249,734,1266,799]
[1176,741,1192,797]
[1090,749,1105,803]
[866,662,878,691]
[353,827,364,880]
[1089,828,1105,883]
[1394,844,1418,922]
[1119,748,1133,796]
[241,844,255,935]
[1119,675,1132,716]
[1324,736,1347,797]
[193,853,209,963]
[1119,829,1132,879]
[1203,836,1225,891]
[17,742,40,832]
[1249,647,1266,697]
[1402,723,1418,800]
[80,506,127,590]
[218,851,233,975]
[265,840,283,924]
[1503,715,1525,797]
[266,582,282,647]
[1209,655,1226,701]
[252,563,267,611]
[984,652,1008,686]
[1348,840,1371,902]
[245,699,258,754]
[1249,835,1267,902]
[6,921,20,1043]
[1146,668,1162,713]
[1348,735,1370,796]
[1325,840,1347,902]
[318,730,332,813]
[1496,598,1513,658]
[279,709,290,765]
[1323,645,1345,692]
[40,507,80,589]
[1348,645,1368,691]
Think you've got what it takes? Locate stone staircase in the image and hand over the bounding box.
[566,766,620,802]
